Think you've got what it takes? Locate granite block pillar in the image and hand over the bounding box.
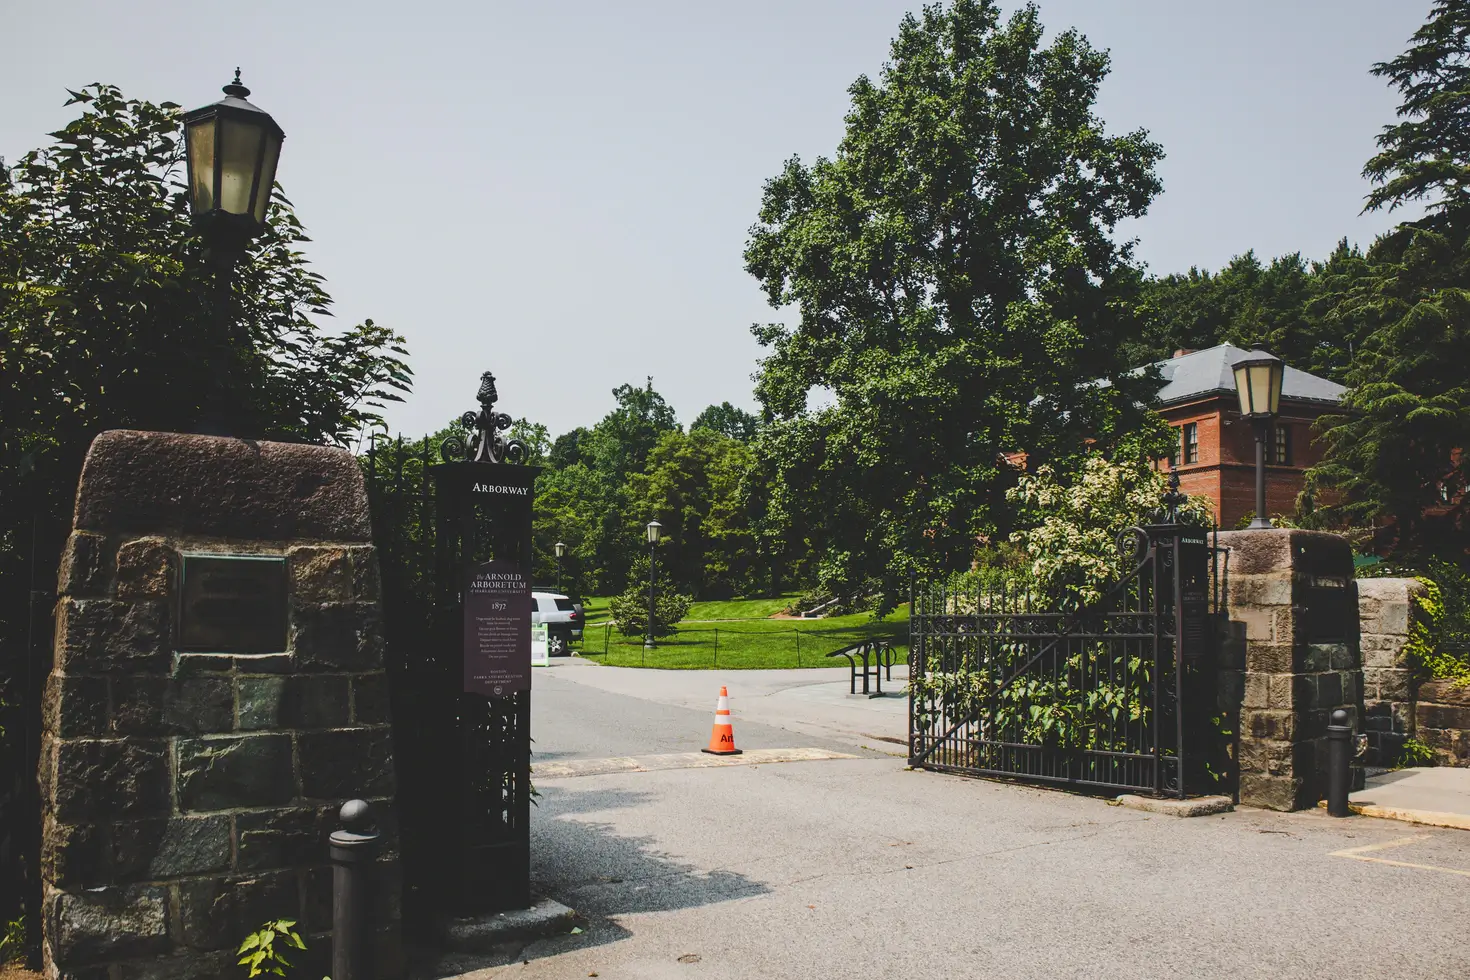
[1216,528,1360,811]
[39,430,402,979]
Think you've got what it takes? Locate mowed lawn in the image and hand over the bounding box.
[573,595,909,669]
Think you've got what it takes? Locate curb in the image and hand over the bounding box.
[437,898,578,952]
[1316,799,1470,831]
[1115,794,1234,817]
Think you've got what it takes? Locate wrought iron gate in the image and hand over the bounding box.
[365,400,537,926]
[908,521,1220,798]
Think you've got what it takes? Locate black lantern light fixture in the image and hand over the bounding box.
[183,69,285,259]
[181,70,285,437]
[554,541,567,593]
[1231,348,1285,530]
[645,521,662,650]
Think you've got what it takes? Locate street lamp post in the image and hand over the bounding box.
[554,541,566,594]
[644,521,662,650]
[182,70,285,436]
[1232,349,1285,530]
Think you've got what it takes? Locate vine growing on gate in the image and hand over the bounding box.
[910,448,1217,764]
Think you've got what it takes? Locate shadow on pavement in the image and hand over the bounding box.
[532,782,771,916]
[412,782,769,977]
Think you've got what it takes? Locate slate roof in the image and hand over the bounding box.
[1148,343,1346,407]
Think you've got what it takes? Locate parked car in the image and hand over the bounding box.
[531,591,581,655]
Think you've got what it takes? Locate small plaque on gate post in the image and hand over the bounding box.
[178,554,289,653]
[463,559,532,695]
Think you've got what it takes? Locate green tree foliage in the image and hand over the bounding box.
[627,428,759,599]
[607,553,693,639]
[691,402,759,441]
[530,461,607,594]
[1127,245,1370,384]
[1,85,411,470]
[743,0,1165,607]
[528,380,685,596]
[580,379,679,480]
[548,426,589,468]
[1307,0,1470,558]
[525,388,771,601]
[508,418,551,465]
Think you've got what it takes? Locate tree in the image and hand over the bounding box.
[607,554,693,640]
[1,85,410,463]
[691,402,759,441]
[579,379,680,480]
[1308,1,1470,559]
[508,418,551,465]
[627,428,759,598]
[743,0,1165,607]
[1127,250,1361,382]
[548,426,590,469]
[530,462,608,594]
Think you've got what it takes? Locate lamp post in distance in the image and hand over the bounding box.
[181,69,285,436]
[644,521,662,650]
[554,541,566,594]
[1232,348,1285,530]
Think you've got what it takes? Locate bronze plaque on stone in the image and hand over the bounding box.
[463,559,532,696]
[178,554,288,653]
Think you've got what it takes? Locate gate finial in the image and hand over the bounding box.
[439,371,529,464]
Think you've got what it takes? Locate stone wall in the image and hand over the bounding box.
[1360,577,1470,767]
[1215,528,1360,811]
[40,430,402,979]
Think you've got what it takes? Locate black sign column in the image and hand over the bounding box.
[427,372,539,915]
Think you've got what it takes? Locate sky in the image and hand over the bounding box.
[0,0,1431,439]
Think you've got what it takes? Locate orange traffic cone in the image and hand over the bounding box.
[702,686,742,755]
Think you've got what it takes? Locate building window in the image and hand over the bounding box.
[1170,428,1182,468]
[1183,422,1199,464]
[1272,424,1291,465]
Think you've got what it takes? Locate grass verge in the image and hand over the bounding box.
[576,603,909,669]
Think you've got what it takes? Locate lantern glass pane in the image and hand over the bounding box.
[1248,363,1274,415]
[1233,362,1251,416]
[1268,363,1283,415]
[251,131,281,225]
[219,117,265,216]
[186,119,215,213]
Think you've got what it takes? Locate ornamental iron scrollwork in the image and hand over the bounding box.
[439,371,529,465]
[1116,525,1150,570]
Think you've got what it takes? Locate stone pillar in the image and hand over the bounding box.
[1358,577,1424,765]
[1359,577,1470,767]
[39,430,402,979]
[1215,529,1360,811]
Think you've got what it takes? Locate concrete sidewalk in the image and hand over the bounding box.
[1348,766,1470,831]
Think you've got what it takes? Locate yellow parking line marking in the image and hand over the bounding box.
[1329,835,1470,877]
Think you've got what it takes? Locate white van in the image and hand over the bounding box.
[531,591,581,655]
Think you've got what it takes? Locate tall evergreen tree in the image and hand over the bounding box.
[1309,0,1470,557]
[1128,246,1367,384]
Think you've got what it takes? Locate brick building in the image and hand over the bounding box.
[1150,344,1346,528]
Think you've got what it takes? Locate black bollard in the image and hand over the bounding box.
[1327,709,1353,818]
[331,799,381,980]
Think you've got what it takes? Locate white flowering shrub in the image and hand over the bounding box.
[1006,452,1214,607]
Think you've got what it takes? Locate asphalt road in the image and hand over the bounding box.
[444,661,1470,980]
